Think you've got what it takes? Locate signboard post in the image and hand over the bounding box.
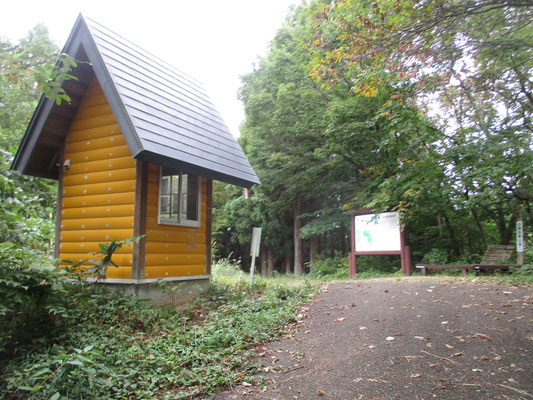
[349,210,411,277]
[249,227,262,288]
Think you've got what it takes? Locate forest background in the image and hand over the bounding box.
[1,0,532,279]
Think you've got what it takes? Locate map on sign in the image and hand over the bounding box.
[355,212,401,252]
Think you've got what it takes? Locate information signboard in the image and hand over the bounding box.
[354,212,401,252]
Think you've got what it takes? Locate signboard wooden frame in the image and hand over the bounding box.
[348,209,411,277]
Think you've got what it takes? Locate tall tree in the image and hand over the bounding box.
[306,0,532,255]
[0,26,63,257]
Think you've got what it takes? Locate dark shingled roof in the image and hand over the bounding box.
[12,14,259,188]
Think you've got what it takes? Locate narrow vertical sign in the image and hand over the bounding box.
[516,221,523,253]
[249,227,262,287]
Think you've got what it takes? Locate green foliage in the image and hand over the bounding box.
[0,243,65,357]
[308,255,349,279]
[1,260,318,399]
[64,237,141,282]
[0,24,77,149]
[0,149,56,253]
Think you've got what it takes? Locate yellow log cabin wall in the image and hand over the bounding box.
[58,78,136,279]
[144,163,207,279]
[58,77,209,281]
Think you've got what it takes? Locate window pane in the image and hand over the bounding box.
[182,174,199,221]
[160,167,180,222]
[160,195,170,218]
[161,176,170,195]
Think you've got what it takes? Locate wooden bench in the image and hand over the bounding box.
[416,245,520,276]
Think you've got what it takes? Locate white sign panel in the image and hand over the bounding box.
[250,227,262,257]
[516,221,524,252]
[355,212,401,252]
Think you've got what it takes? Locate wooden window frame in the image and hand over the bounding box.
[158,167,201,228]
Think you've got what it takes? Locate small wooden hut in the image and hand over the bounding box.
[11,15,259,303]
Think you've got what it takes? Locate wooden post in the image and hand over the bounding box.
[132,159,148,280]
[405,245,411,275]
[205,178,213,275]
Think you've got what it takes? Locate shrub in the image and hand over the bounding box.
[309,256,349,278]
[0,243,66,357]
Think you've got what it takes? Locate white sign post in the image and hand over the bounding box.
[516,220,524,265]
[249,227,262,288]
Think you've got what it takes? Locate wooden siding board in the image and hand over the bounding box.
[60,229,134,242]
[65,134,127,154]
[142,168,207,278]
[60,216,134,231]
[65,156,135,175]
[59,78,134,279]
[63,180,136,197]
[62,191,135,208]
[66,145,132,164]
[144,265,206,278]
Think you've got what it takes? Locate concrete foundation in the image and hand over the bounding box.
[100,277,210,306]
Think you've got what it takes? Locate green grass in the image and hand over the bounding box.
[0,262,319,400]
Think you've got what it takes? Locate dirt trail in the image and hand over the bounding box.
[208,279,533,400]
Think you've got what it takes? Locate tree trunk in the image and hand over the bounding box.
[293,198,304,275]
[309,236,319,273]
[260,243,267,277]
[266,246,274,277]
[471,209,487,249]
[284,253,292,274]
[443,214,462,257]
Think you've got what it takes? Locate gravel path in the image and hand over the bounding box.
[207,279,533,400]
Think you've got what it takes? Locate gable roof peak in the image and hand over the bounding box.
[12,14,259,188]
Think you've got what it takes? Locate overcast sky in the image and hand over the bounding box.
[1,0,299,137]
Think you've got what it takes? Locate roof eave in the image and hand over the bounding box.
[136,150,260,188]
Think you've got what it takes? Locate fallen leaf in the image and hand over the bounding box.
[480,356,489,360]
[335,317,346,322]
[508,378,519,384]
[242,382,252,387]
[368,345,376,349]
[452,352,463,357]
[304,330,311,334]
[446,344,454,349]
[411,373,422,378]
[317,389,325,396]
[474,333,493,341]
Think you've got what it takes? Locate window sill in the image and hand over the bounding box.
[158,218,201,228]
